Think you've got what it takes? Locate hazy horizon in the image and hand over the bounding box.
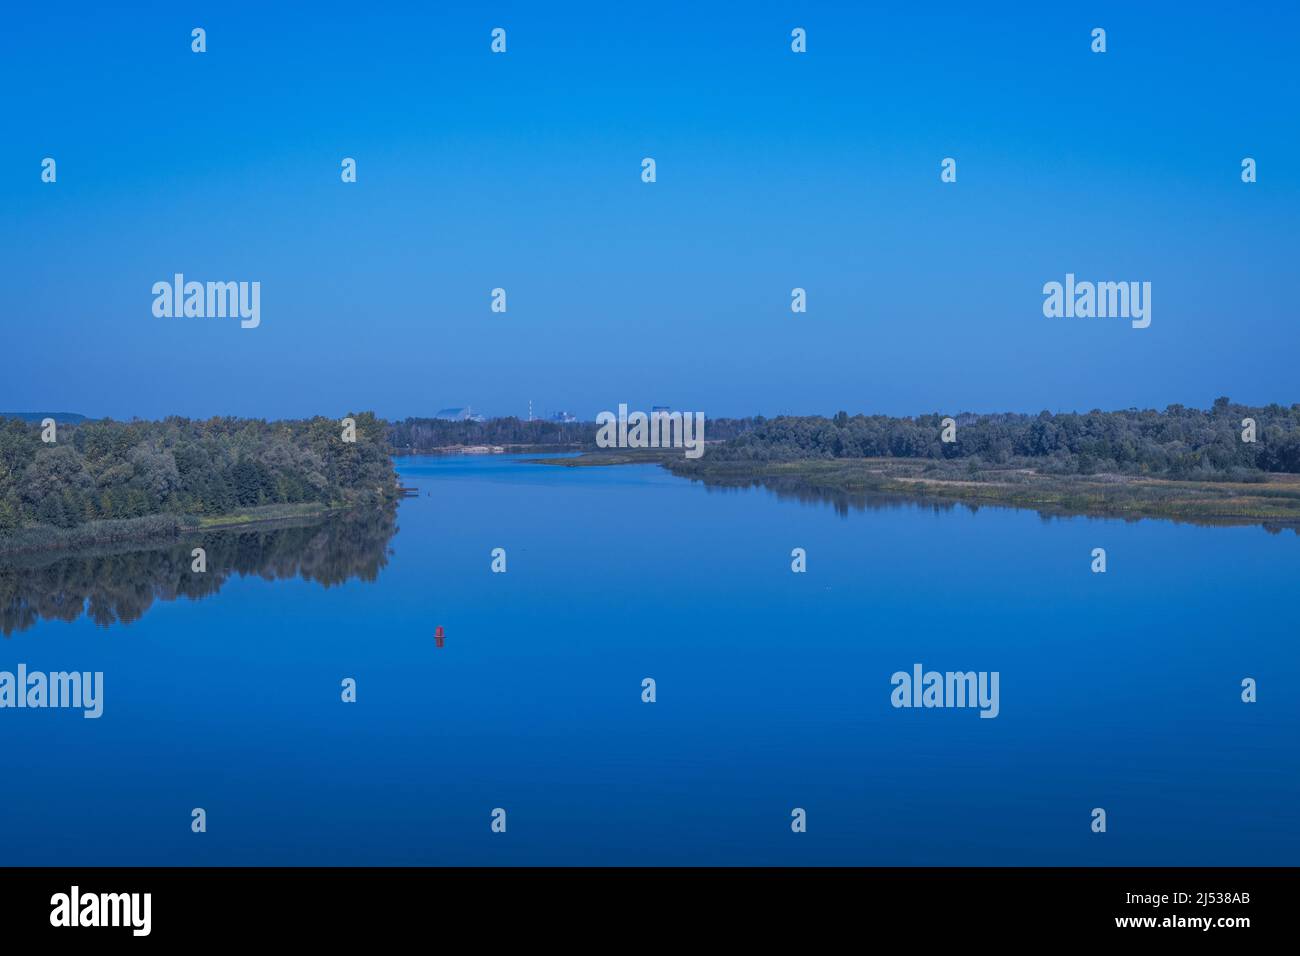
[4,2,1298,422]
[6,392,1299,426]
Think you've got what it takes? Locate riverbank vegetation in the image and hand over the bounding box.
[0,413,396,555]
[665,457,1300,526]
[689,398,1300,478]
[554,399,1300,525]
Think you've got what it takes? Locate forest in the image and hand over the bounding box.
[0,413,396,552]
[693,398,1300,479]
[6,399,1297,554]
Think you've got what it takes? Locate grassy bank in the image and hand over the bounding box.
[663,457,1300,526]
[527,449,674,467]
[0,513,195,557]
[195,502,348,530]
[527,452,1300,527]
[0,502,354,557]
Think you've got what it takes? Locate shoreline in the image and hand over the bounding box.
[530,452,1300,529]
[0,502,357,560]
[10,450,1300,560]
[394,443,585,456]
[668,459,1300,529]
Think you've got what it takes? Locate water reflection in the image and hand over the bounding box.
[693,474,976,519]
[691,472,1300,533]
[0,508,398,636]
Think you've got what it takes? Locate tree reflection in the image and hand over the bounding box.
[1,508,397,636]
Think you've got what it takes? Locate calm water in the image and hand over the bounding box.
[3,455,1297,865]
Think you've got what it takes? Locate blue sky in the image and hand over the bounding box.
[2,1,1297,421]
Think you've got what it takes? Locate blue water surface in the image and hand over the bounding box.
[3,455,1297,865]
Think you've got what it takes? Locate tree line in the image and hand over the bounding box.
[0,413,397,542]
[700,398,1300,478]
[7,399,1295,549]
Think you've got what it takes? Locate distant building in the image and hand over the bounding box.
[550,411,578,423]
[435,406,485,423]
